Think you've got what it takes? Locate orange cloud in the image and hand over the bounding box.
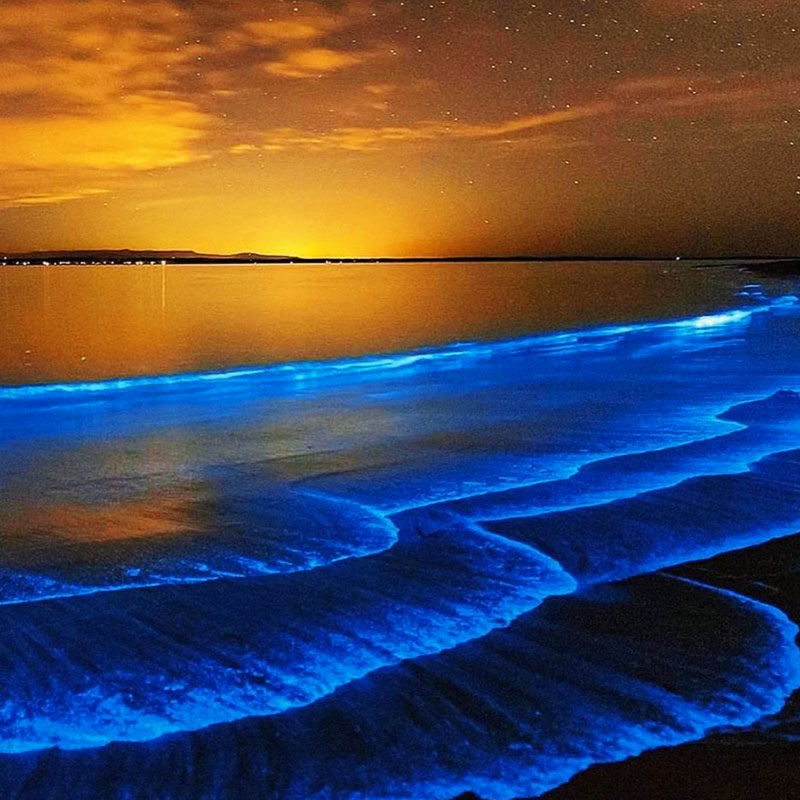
[365,83,396,96]
[235,103,614,152]
[0,0,193,106]
[264,47,375,78]
[0,0,211,207]
[0,189,109,211]
[613,73,800,119]
[228,0,375,46]
[0,92,212,210]
[0,96,209,172]
[241,19,326,44]
[224,1,385,80]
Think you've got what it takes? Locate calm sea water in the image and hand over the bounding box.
[0,260,764,385]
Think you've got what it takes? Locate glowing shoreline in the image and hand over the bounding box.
[1,298,793,401]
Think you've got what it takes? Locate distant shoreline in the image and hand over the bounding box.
[1,252,798,268]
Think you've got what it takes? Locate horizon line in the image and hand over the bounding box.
[2,249,799,265]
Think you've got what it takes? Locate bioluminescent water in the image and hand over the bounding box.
[2,261,800,799]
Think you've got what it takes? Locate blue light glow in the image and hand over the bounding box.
[1,284,800,798]
[0,294,793,403]
[0,521,574,753]
[0,573,796,800]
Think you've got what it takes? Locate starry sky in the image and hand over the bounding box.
[0,0,797,257]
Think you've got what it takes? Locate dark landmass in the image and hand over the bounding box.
[0,249,294,265]
[1,250,799,266]
[455,534,800,800]
[744,259,800,276]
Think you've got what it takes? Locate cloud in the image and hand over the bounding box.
[365,84,396,96]
[0,189,109,211]
[240,19,329,45]
[612,72,800,119]
[0,94,211,209]
[0,95,210,173]
[0,0,211,207]
[264,47,371,79]
[224,1,386,80]
[363,83,395,110]
[0,0,193,106]
[228,1,374,45]
[612,76,692,95]
[234,103,614,152]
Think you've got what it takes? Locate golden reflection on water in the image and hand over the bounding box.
[2,489,198,545]
[0,261,733,385]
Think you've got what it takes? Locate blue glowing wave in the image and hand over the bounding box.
[0,574,796,800]
[483,444,800,586]
[297,386,800,516]
[409,390,800,523]
[0,521,574,753]
[0,485,399,606]
[0,295,793,402]
[3,420,800,757]
[2,390,798,610]
[1,287,800,797]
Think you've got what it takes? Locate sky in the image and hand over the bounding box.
[0,0,797,258]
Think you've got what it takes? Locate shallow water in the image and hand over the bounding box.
[1,261,800,798]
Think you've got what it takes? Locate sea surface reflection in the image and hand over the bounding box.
[0,260,758,385]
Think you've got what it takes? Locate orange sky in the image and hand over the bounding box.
[0,0,797,257]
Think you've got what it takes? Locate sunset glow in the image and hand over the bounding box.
[0,0,797,257]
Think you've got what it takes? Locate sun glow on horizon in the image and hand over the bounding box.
[0,0,796,257]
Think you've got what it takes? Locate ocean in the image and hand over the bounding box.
[0,259,799,799]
